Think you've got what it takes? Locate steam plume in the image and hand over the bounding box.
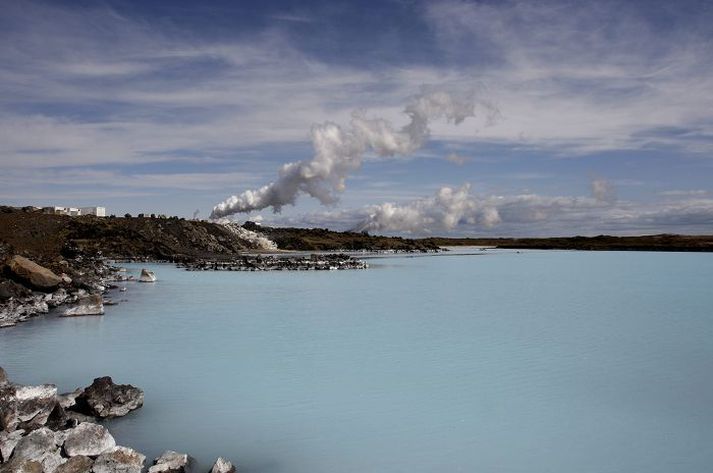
[211,89,493,219]
[353,184,500,233]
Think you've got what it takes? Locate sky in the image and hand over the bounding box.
[1,0,713,236]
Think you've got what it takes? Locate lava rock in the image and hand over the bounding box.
[209,458,235,473]
[62,423,115,457]
[10,427,64,473]
[148,451,191,473]
[92,446,145,473]
[0,383,58,432]
[54,456,93,473]
[71,378,143,419]
[6,256,62,292]
[0,430,24,463]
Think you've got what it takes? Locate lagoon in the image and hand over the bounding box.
[1,250,712,473]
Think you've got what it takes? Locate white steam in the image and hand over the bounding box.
[211,89,494,219]
[353,184,500,233]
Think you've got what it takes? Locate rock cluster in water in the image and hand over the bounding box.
[179,253,368,271]
[0,254,126,328]
[0,368,236,473]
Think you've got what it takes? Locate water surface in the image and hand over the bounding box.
[1,250,712,473]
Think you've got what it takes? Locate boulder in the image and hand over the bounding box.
[0,458,42,473]
[10,428,64,473]
[148,451,190,473]
[0,383,58,432]
[71,378,143,419]
[0,368,7,386]
[209,458,235,473]
[0,430,24,463]
[54,456,92,473]
[0,281,30,301]
[138,269,156,283]
[6,256,62,292]
[62,423,115,457]
[57,390,82,410]
[92,447,144,473]
[62,295,103,317]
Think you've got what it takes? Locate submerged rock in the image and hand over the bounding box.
[62,423,115,457]
[62,295,104,317]
[6,256,62,292]
[71,378,143,419]
[138,269,156,283]
[92,446,145,473]
[209,457,235,473]
[148,451,190,473]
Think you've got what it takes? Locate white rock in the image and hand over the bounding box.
[62,295,104,317]
[138,269,156,283]
[148,451,190,473]
[62,423,116,457]
[210,457,235,473]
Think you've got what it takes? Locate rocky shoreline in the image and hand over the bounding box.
[179,253,368,271]
[0,368,235,473]
[0,255,128,329]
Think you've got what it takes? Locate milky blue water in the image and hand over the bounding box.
[2,250,713,473]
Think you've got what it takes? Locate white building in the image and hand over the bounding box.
[42,206,106,217]
[79,206,106,217]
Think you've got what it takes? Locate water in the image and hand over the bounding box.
[2,250,712,473]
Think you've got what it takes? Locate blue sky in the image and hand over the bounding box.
[1,0,712,236]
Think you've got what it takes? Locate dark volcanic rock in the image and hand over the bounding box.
[148,451,191,473]
[6,256,62,292]
[71,377,143,419]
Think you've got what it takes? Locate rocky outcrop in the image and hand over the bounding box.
[0,369,236,473]
[148,451,190,473]
[6,257,62,293]
[0,383,58,432]
[92,447,145,473]
[61,295,104,317]
[138,269,156,283]
[61,423,115,457]
[209,457,235,473]
[71,377,143,419]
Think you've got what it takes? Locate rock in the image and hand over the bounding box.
[0,458,42,473]
[92,447,144,473]
[209,458,235,473]
[59,274,72,285]
[6,256,62,292]
[0,281,30,301]
[71,378,143,419]
[10,428,64,473]
[0,430,24,463]
[138,269,156,283]
[62,295,103,317]
[57,390,82,410]
[62,423,115,457]
[0,368,7,386]
[148,451,190,473]
[54,456,92,473]
[0,383,58,432]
